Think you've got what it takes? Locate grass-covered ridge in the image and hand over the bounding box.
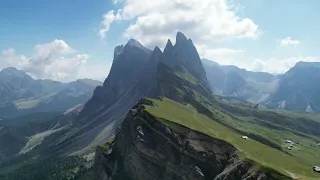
[145,98,320,180]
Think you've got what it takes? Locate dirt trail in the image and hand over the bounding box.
[192,110,218,136]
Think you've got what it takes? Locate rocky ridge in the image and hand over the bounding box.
[93,99,282,180]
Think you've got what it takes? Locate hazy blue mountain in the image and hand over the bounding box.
[202,59,278,103]
[266,61,320,112]
[203,59,320,113]
[0,67,102,117]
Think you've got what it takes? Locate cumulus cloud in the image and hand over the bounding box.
[197,45,244,57]
[0,40,110,82]
[77,62,112,81]
[280,37,300,46]
[196,44,245,66]
[21,40,85,80]
[250,56,318,74]
[99,10,121,39]
[0,48,29,69]
[99,0,259,47]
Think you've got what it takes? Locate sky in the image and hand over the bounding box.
[1,0,320,82]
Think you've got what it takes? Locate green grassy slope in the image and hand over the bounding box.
[145,98,320,180]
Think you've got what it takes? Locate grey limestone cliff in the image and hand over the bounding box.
[93,100,280,180]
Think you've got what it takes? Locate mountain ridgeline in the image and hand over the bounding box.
[0,67,102,118]
[63,32,212,154]
[1,32,320,180]
[266,61,320,112]
[202,58,320,113]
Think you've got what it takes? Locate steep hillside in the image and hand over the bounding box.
[93,99,288,180]
[0,67,101,117]
[0,112,66,169]
[94,97,320,180]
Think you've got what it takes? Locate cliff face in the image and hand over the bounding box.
[93,100,272,180]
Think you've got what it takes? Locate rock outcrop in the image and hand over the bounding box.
[162,32,208,85]
[93,100,276,180]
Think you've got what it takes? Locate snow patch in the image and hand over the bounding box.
[83,152,96,162]
[278,101,286,109]
[306,103,314,113]
[64,103,84,115]
[19,126,66,154]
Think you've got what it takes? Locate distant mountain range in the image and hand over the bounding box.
[202,59,320,113]
[1,47,319,118]
[265,61,320,113]
[1,32,320,180]
[0,67,102,118]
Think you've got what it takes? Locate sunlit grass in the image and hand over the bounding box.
[145,98,320,179]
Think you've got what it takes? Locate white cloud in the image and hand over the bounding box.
[196,44,244,65]
[78,62,112,81]
[99,0,259,47]
[280,37,300,46]
[0,40,109,82]
[99,10,121,39]
[0,48,29,69]
[250,56,318,74]
[197,45,244,57]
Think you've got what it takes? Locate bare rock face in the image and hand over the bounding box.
[161,32,208,85]
[93,100,274,180]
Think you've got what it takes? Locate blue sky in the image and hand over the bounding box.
[0,0,319,81]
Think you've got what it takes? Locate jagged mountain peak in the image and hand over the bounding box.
[149,46,163,65]
[164,39,173,52]
[127,38,141,46]
[113,39,152,64]
[125,38,150,52]
[153,46,162,54]
[176,31,188,44]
